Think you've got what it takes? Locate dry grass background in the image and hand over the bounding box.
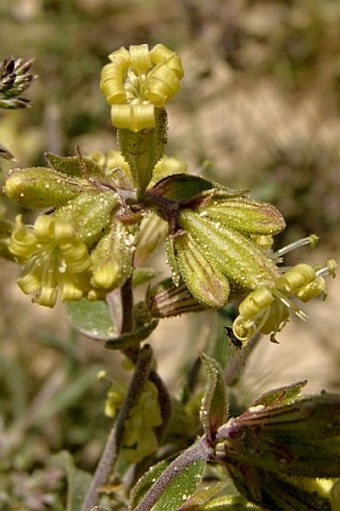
[0,0,340,505]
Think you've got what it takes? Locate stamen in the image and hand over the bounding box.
[271,288,308,321]
[316,259,337,278]
[273,234,319,259]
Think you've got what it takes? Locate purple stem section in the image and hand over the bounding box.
[132,436,211,511]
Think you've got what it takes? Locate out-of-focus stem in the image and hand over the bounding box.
[81,344,153,511]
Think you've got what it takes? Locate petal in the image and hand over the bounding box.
[100,63,126,104]
[129,44,152,74]
[110,103,155,132]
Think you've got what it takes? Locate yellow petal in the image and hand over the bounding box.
[110,103,155,132]
[100,63,126,104]
[149,44,184,79]
[129,44,152,74]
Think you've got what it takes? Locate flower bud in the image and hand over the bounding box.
[4,167,92,209]
[178,209,279,293]
[54,191,119,247]
[90,219,136,292]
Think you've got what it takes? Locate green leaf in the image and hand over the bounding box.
[179,481,261,510]
[51,451,92,511]
[129,454,205,511]
[200,352,228,441]
[104,318,159,350]
[221,392,340,478]
[226,464,332,511]
[250,380,307,408]
[64,298,117,339]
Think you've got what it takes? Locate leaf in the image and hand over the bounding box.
[51,451,92,511]
[250,380,307,408]
[226,464,332,511]
[221,392,340,478]
[179,481,261,510]
[148,174,215,201]
[200,352,228,441]
[104,318,158,350]
[218,390,340,510]
[65,298,117,339]
[129,454,205,511]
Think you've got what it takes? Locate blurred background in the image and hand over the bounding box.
[0,0,339,508]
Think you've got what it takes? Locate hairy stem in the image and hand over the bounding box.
[81,344,154,511]
[131,436,211,511]
[121,276,134,334]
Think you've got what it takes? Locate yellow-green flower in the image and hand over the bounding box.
[100,43,183,132]
[233,259,337,342]
[122,380,163,463]
[9,215,92,307]
[104,379,128,419]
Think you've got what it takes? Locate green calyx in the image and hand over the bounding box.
[4,167,94,209]
[4,152,107,210]
[118,108,168,199]
[54,191,119,248]
[169,230,230,308]
[89,219,137,296]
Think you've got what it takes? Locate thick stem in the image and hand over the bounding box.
[121,276,134,334]
[81,344,154,511]
[131,436,211,511]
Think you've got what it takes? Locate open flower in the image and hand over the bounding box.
[9,215,92,307]
[100,43,184,132]
[233,258,337,342]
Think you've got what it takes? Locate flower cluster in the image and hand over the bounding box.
[9,215,92,307]
[5,153,140,307]
[122,380,163,463]
[104,378,128,419]
[166,191,286,309]
[100,43,183,132]
[144,173,337,343]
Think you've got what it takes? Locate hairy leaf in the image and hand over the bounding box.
[65,298,117,339]
[200,352,228,442]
